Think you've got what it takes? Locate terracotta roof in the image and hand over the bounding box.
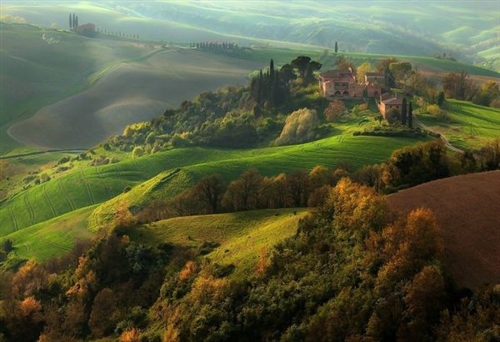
[382,97,403,105]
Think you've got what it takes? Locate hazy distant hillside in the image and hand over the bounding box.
[2,1,499,69]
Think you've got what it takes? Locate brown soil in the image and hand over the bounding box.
[386,171,500,290]
[8,49,261,149]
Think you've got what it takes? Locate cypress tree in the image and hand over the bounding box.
[270,59,275,84]
[401,97,407,126]
[72,13,76,27]
[75,15,79,27]
[408,102,413,128]
[335,41,338,54]
[69,13,72,28]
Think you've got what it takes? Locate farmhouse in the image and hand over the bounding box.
[75,23,96,36]
[379,93,403,120]
[365,72,385,85]
[319,69,382,99]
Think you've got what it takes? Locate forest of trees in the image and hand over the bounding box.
[1,177,499,341]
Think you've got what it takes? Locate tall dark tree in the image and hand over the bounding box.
[408,101,413,128]
[401,97,407,126]
[334,41,338,54]
[75,15,79,28]
[69,13,72,28]
[437,91,445,107]
[72,13,76,28]
[270,59,275,84]
[291,56,311,79]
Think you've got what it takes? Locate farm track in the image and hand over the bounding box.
[113,164,123,182]
[8,204,19,232]
[58,179,76,211]
[42,183,58,218]
[42,232,70,251]
[80,170,95,205]
[414,115,464,154]
[97,167,115,198]
[23,191,35,225]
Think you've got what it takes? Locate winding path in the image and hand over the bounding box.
[413,115,464,154]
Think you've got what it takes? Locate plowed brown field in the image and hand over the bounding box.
[386,171,500,290]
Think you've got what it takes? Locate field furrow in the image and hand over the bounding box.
[8,204,19,232]
[42,183,58,218]
[80,170,95,205]
[23,192,35,225]
[58,179,76,211]
[97,167,114,198]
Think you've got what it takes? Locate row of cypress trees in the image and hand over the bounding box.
[69,13,79,29]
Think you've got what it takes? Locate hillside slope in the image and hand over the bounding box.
[386,171,500,290]
[0,135,425,237]
[129,208,308,279]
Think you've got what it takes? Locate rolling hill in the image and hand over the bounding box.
[0,134,426,240]
[0,23,262,154]
[415,99,500,150]
[386,170,500,290]
[128,208,308,279]
[2,1,499,68]
[1,22,498,156]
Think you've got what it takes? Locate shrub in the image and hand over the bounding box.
[132,146,144,158]
[275,108,318,146]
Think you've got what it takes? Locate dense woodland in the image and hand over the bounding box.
[1,55,500,341]
[1,178,499,341]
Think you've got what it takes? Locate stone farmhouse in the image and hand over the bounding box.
[379,93,403,120]
[318,69,383,99]
[75,23,96,36]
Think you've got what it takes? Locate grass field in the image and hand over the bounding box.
[128,208,308,279]
[416,99,500,150]
[386,171,500,290]
[2,205,96,267]
[0,133,427,236]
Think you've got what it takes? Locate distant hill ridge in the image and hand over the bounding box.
[386,171,500,290]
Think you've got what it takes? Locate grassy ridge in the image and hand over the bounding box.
[0,134,426,236]
[417,99,500,150]
[128,208,308,279]
[2,205,95,265]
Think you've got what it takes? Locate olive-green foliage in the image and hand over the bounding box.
[2,179,498,341]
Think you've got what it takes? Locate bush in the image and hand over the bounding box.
[276,108,318,146]
[132,146,144,158]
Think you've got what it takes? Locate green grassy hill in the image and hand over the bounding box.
[128,208,308,279]
[416,99,500,150]
[0,134,426,238]
[0,22,153,154]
